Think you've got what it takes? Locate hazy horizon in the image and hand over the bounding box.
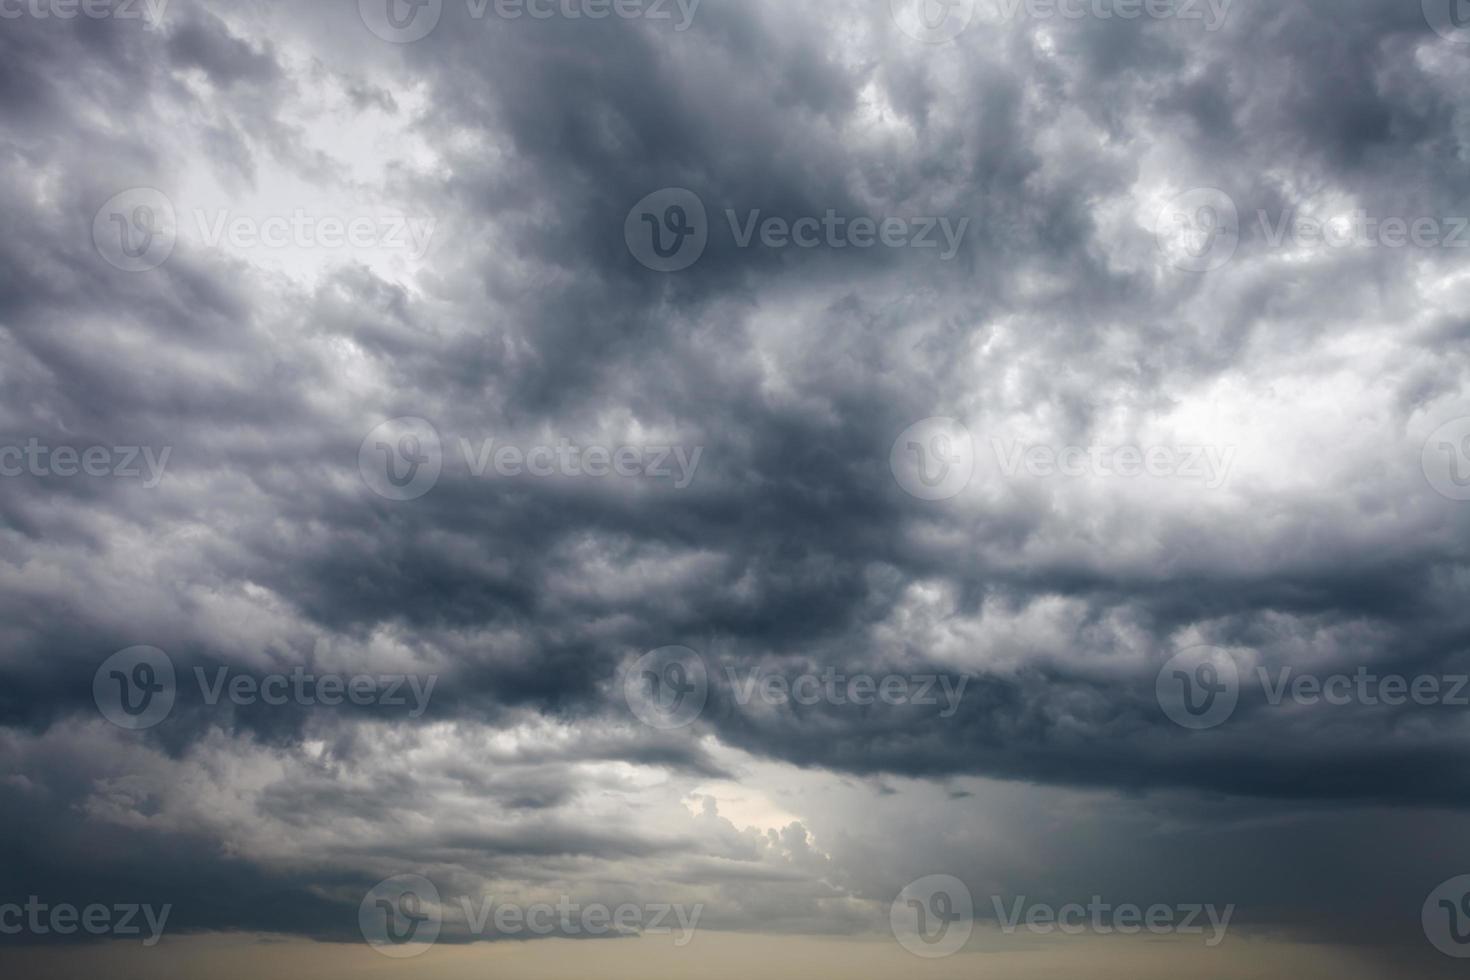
[4,0,1470,976]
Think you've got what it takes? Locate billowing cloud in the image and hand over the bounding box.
[2,0,1469,975]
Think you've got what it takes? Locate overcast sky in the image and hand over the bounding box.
[3,0,1470,976]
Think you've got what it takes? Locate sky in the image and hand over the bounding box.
[3,0,1470,976]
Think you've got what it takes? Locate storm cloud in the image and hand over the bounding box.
[1,0,1469,975]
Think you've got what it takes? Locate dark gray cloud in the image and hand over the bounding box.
[1,0,1469,973]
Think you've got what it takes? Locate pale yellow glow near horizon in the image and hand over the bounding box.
[1,930,1412,980]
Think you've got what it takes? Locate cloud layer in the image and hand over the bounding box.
[2,0,1470,974]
